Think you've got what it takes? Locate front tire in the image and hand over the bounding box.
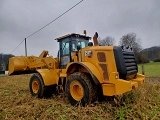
[29,73,44,98]
[65,72,97,106]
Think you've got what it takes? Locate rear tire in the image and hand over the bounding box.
[65,72,97,106]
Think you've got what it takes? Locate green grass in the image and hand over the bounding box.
[138,62,160,77]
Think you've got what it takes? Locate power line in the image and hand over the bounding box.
[11,39,25,54]
[26,0,84,39]
[11,0,84,54]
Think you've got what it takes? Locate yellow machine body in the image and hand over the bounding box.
[9,33,145,98]
[63,46,145,96]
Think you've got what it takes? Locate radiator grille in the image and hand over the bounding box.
[99,63,108,80]
[114,46,138,80]
[123,51,137,76]
[97,52,106,62]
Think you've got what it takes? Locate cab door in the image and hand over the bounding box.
[60,41,71,68]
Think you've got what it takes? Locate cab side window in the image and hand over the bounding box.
[62,42,70,55]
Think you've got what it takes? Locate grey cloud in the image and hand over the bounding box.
[0,0,160,56]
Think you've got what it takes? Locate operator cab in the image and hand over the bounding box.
[55,33,91,68]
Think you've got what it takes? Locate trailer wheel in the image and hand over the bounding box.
[65,72,97,106]
[29,73,44,98]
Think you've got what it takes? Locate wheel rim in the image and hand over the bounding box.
[70,80,84,101]
[32,80,39,94]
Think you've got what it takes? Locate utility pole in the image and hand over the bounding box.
[25,38,27,56]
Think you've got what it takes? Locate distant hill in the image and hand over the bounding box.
[140,46,160,61]
[0,54,14,71]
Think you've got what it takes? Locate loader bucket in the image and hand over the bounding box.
[8,56,29,75]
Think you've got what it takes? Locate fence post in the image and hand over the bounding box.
[142,64,145,75]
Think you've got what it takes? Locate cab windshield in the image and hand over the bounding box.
[71,38,88,51]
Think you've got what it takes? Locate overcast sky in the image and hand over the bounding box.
[0,0,160,56]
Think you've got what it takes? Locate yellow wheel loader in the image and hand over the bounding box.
[9,32,145,106]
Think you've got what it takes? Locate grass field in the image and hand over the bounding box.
[0,75,160,120]
[138,62,160,77]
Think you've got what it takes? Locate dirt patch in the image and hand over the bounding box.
[0,75,160,119]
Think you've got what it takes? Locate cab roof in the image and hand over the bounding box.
[55,33,91,41]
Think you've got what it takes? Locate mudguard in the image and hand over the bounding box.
[66,62,103,85]
[37,69,59,86]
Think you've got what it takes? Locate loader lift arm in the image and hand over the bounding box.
[8,50,57,75]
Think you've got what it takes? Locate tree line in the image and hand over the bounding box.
[98,32,160,63]
[0,54,14,71]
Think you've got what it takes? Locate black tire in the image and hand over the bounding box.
[29,73,45,98]
[29,73,57,98]
[65,72,97,106]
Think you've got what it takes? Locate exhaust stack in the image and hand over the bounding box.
[93,32,99,46]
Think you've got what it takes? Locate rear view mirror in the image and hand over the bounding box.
[88,42,93,46]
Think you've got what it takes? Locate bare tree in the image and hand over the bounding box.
[119,33,142,51]
[98,36,115,46]
[119,33,142,62]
